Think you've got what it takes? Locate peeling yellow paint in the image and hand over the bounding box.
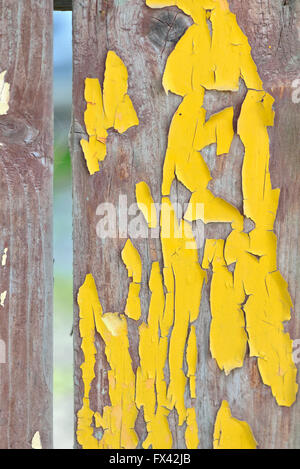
[135,181,157,228]
[80,78,107,175]
[185,407,199,449]
[151,0,297,407]
[31,431,42,449]
[94,310,138,449]
[77,274,101,449]
[214,401,257,449]
[81,52,139,175]
[76,0,297,449]
[0,71,10,115]
[136,261,172,449]
[161,197,205,427]
[202,239,247,375]
[103,51,139,133]
[77,274,138,449]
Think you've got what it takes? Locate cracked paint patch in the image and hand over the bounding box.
[0,71,10,115]
[202,239,247,375]
[80,51,139,175]
[148,0,297,408]
[76,0,297,449]
[31,431,42,449]
[136,261,172,449]
[77,274,138,449]
[213,400,257,449]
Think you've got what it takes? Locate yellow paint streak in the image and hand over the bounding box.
[77,274,138,449]
[77,274,102,449]
[214,400,257,449]
[186,326,197,398]
[80,78,107,175]
[94,311,138,449]
[0,71,10,115]
[122,239,142,320]
[136,262,172,449]
[81,52,138,175]
[161,198,205,425]
[135,181,157,228]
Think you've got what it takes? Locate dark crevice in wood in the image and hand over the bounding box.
[54,0,72,10]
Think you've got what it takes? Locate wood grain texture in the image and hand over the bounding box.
[72,0,300,448]
[0,0,53,449]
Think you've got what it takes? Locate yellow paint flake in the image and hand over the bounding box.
[122,239,142,320]
[121,239,142,283]
[214,400,257,449]
[80,78,107,175]
[135,181,157,228]
[31,431,42,449]
[202,239,247,375]
[103,51,139,133]
[81,52,139,175]
[0,71,10,115]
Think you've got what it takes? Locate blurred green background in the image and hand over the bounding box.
[53,11,73,449]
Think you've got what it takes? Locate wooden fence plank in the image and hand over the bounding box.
[0,0,53,449]
[72,0,300,449]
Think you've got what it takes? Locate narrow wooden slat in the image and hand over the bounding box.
[0,0,53,449]
[72,0,300,448]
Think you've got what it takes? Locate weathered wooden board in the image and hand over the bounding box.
[72,0,300,448]
[0,0,53,449]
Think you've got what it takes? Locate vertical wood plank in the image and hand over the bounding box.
[72,0,300,448]
[0,0,53,449]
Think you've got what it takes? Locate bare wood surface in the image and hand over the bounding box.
[72,0,300,448]
[0,0,53,449]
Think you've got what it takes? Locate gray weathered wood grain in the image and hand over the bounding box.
[72,0,300,448]
[0,0,53,449]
